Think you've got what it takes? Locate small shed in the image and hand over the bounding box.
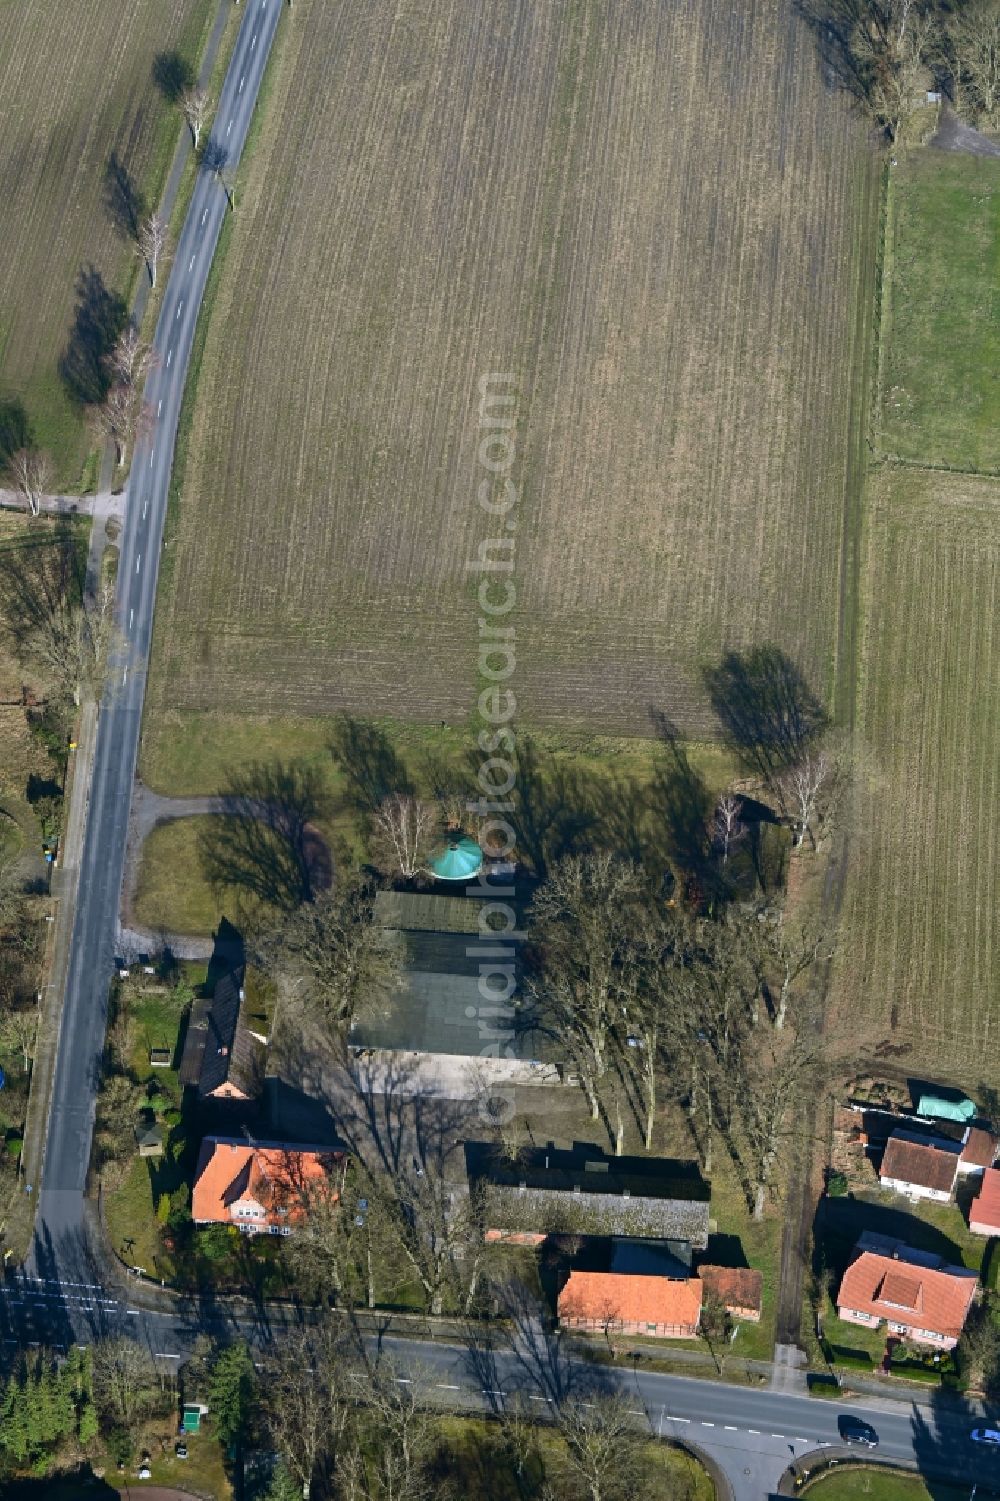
[149,1047,172,1068]
[136,1122,164,1159]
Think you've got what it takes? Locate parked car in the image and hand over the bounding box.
[838,1416,879,1449]
[971,1429,1000,1446]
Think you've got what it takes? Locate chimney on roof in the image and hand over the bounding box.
[519,1181,526,1192]
[239,987,245,1002]
[218,1045,229,1056]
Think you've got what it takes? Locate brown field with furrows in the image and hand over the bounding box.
[840,467,1000,1084]
[148,0,878,741]
[0,0,214,485]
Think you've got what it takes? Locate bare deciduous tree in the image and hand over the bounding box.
[712,792,746,865]
[108,326,158,388]
[260,1320,354,1498]
[135,212,169,288]
[180,85,211,149]
[0,1003,37,1073]
[527,853,646,1122]
[92,1336,159,1430]
[92,384,153,468]
[778,749,833,849]
[371,793,438,880]
[946,2,1000,128]
[798,0,940,140]
[8,447,51,517]
[554,1391,645,1501]
[260,876,399,1034]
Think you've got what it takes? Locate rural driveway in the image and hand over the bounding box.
[28,0,284,1277]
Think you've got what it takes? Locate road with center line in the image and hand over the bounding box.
[0,1271,997,1500]
[30,0,283,1279]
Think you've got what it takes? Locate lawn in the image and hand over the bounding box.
[804,1470,988,1501]
[880,150,1000,472]
[837,465,1000,1083]
[146,0,878,742]
[0,0,217,486]
[132,715,744,933]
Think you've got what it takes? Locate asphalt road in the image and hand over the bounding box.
[0,1271,997,1500]
[29,0,283,1274]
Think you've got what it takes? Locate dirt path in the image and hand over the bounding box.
[929,103,1000,158]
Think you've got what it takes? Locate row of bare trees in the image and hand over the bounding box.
[260,1309,660,1501]
[801,0,1000,140]
[525,852,830,1216]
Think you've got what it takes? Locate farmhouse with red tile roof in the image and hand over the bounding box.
[836,1245,977,1349]
[193,1137,344,1235]
[557,1238,703,1339]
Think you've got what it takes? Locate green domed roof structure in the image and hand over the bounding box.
[429,835,483,882]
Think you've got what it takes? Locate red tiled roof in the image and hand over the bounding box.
[193,1137,343,1230]
[838,1252,976,1340]
[880,1134,958,1195]
[697,1265,763,1317]
[558,1270,702,1330]
[971,1168,1000,1231]
[962,1128,997,1169]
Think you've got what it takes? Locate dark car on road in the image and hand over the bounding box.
[839,1416,879,1449]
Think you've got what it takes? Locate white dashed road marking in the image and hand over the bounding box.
[176,301,183,320]
[189,254,196,270]
[166,349,172,367]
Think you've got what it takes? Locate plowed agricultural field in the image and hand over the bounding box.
[0,0,214,484]
[843,467,1000,1081]
[149,0,878,739]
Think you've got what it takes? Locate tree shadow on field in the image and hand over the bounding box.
[497,735,599,881]
[152,49,195,104]
[0,519,85,658]
[58,265,128,408]
[649,710,714,894]
[197,759,334,922]
[793,0,892,122]
[0,397,31,470]
[702,645,826,784]
[328,715,413,816]
[103,150,147,243]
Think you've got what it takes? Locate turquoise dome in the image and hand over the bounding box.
[429,836,483,882]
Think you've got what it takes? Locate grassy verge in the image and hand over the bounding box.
[803,1468,991,1501]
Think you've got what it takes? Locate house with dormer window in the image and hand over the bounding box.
[192,1136,345,1236]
